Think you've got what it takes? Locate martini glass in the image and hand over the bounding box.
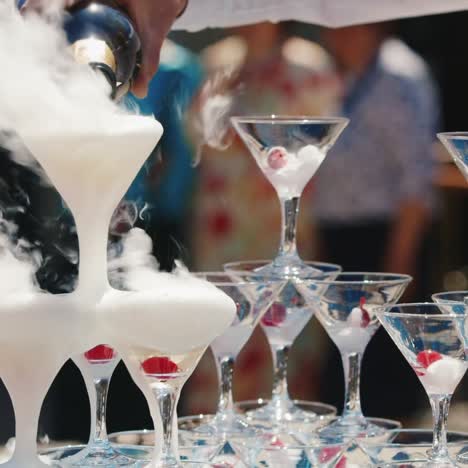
[99,279,236,468]
[107,427,225,465]
[230,115,348,278]
[433,291,468,313]
[432,291,468,464]
[358,429,468,466]
[192,273,285,437]
[0,293,96,468]
[224,260,341,424]
[433,291,468,344]
[71,345,135,466]
[377,303,468,467]
[438,132,468,183]
[310,273,412,438]
[230,431,349,468]
[128,346,211,468]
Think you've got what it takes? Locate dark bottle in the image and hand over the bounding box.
[16,0,140,99]
[63,0,141,100]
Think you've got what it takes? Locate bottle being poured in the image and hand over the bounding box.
[64,0,141,100]
[18,0,141,100]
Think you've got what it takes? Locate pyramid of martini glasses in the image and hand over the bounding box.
[41,121,468,468]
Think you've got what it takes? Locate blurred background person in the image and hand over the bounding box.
[312,23,439,421]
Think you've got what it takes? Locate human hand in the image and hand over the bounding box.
[117,0,187,97]
[21,0,188,97]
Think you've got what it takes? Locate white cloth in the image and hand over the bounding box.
[175,0,468,31]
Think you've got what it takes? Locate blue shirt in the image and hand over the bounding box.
[313,39,439,224]
[125,42,203,221]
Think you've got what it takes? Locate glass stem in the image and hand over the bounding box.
[12,398,41,466]
[152,382,181,466]
[429,394,451,461]
[278,197,300,258]
[216,356,235,417]
[93,377,110,444]
[271,345,290,402]
[75,215,111,299]
[342,352,364,420]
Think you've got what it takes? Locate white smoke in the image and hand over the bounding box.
[0,216,39,295]
[108,228,159,290]
[108,227,196,293]
[190,68,240,165]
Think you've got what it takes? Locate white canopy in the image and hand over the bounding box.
[175,0,468,31]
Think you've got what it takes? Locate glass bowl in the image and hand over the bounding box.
[235,398,336,432]
[230,430,349,467]
[108,424,225,464]
[357,429,468,466]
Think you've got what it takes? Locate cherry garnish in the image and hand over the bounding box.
[360,297,371,328]
[141,356,179,376]
[261,303,287,327]
[85,345,116,362]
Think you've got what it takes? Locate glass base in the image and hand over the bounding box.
[256,255,321,278]
[41,445,220,468]
[358,428,468,467]
[134,462,228,468]
[230,428,347,468]
[190,412,259,438]
[121,458,220,468]
[109,424,225,466]
[74,444,137,466]
[129,450,235,468]
[458,446,468,463]
[427,447,468,467]
[236,398,336,425]
[40,444,141,466]
[384,461,461,467]
[138,454,181,468]
[319,415,401,440]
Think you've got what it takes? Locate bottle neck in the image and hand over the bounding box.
[70,38,118,97]
[64,0,140,99]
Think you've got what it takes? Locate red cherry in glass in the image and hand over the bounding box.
[269,435,284,448]
[261,303,287,327]
[85,345,115,362]
[320,447,342,463]
[359,297,371,328]
[336,457,347,468]
[267,148,288,170]
[417,350,442,368]
[141,356,179,376]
